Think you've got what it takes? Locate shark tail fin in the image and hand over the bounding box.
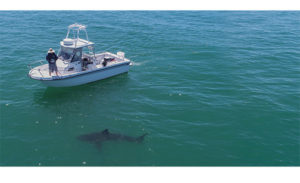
[137,133,148,142]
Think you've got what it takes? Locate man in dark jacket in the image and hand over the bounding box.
[46,48,59,76]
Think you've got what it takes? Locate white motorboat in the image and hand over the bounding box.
[28,24,131,87]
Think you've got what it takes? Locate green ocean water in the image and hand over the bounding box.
[0,11,299,166]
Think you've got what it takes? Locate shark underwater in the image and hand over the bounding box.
[77,129,148,149]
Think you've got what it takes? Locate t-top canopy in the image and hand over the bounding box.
[68,23,87,31]
[63,23,93,48]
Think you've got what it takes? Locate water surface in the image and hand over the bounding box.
[0,11,299,166]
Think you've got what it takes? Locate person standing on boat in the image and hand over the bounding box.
[46,48,59,76]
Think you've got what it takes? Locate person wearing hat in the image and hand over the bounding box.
[46,48,59,76]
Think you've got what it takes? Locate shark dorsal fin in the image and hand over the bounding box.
[102,129,109,135]
[137,133,148,142]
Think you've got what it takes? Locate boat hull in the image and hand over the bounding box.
[40,63,130,87]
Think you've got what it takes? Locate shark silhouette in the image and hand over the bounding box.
[78,129,148,149]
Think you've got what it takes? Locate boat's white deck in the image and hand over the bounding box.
[29,52,130,80]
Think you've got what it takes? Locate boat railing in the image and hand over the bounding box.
[27,60,45,69]
[27,60,46,78]
[28,60,64,78]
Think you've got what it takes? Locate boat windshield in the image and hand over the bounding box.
[59,47,83,62]
[58,47,74,61]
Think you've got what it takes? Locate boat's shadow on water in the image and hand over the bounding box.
[33,74,130,108]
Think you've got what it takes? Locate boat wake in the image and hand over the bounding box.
[131,61,148,66]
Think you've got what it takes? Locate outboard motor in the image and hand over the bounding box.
[117,52,125,60]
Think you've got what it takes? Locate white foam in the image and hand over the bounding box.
[131,61,148,66]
